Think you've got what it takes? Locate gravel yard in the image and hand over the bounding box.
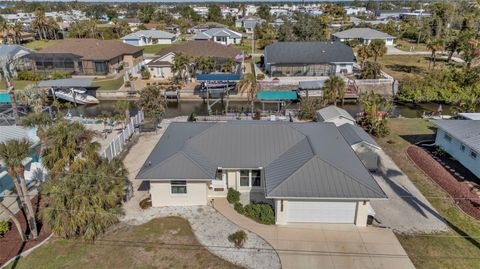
[370,150,449,233]
[122,206,281,269]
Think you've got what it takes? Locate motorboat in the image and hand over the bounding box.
[53,88,99,105]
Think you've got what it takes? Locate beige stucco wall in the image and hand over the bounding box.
[352,143,379,171]
[355,201,370,227]
[150,181,208,207]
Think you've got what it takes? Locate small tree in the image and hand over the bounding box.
[137,85,167,119]
[228,230,247,248]
[357,90,391,137]
[297,98,321,121]
[322,75,346,106]
[360,61,382,79]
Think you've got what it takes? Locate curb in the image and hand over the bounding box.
[0,234,53,269]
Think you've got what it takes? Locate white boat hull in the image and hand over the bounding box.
[54,90,99,105]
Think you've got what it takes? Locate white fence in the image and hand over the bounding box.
[102,110,144,160]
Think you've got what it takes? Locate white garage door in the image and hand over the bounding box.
[286,201,357,223]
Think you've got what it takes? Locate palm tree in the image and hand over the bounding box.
[42,121,97,176]
[137,85,167,119]
[0,202,26,241]
[463,38,480,70]
[426,38,444,69]
[21,112,54,152]
[10,22,24,44]
[323,75,346,106]
[171,53,191,82]
[357,45,372,67]
[237,73,259,113]
[0,16,8,43]
[221,58,236,73]
[113,101,131,128]
[0,139,38,239]
[32,10,48,40]
[368,39,387,62]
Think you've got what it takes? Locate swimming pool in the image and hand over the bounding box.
[0,92,11,103]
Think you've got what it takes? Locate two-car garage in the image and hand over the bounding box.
[275,200,368,225]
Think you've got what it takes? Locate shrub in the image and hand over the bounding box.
[188,112,197,122]
[0,220,9,237]
[243,203,275,225]
[17,70,47,81]
[297,98,321,121]
[253,109,261,120]
[51,71,71,80]
[234,202,245,214]
[228,230,247,248]
[227,188,240,204]
[139,197,152,209]
[141,70,151,80]
[124,81,131,87]
[256,73,265,80]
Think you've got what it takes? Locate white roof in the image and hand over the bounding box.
[0,126,39,146]
[121,30,175,40]
[458,113,480,120]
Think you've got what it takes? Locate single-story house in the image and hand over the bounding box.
[192,27,242,46]
[187,22,228,34]
[338,123,381,171]
[316,105,356,126]
[146,41,242,80]
[264,42,356,77]
[332,28,395,46]
[235,17,265,33]
[136,121,386,226]
[458,113,480,120]
[29,39,143,76]
[432,120,480,179]
[121,30,176,46]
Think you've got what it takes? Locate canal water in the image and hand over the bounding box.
[68,100,454,119]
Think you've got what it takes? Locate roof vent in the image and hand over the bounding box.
[322,50,325,53]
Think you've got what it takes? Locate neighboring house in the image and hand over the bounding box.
[375,9,410,20]
[338,123,381,171]
[235,17,265,33]
[316,106,356,126]
[29,39,143,76]
[121,30,176,46]
[192,28,242,46]
[146,41,242,80]
[264,42,356,77]
[333,28,395,46]
[432,120,480,179]
[187,22,228,34]
[344,6,368,15]
[136,121,386,226]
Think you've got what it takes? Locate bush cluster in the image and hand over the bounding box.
[228,230,247,248]
[16,70,71,81]
[234,202,245,214]
[243,203,275,225]
[256,73,265,80]
[227,188,240,204]
[0,220,10,237]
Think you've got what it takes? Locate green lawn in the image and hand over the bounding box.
[91,76,125,91]
[377,55,459,80]
[395,39,429,52]
[23,40,60,51]
[233,39,263,55]
[142,40,186,54]
[5,217,243,269]
[375,119,480,269]
[0,80,35,90]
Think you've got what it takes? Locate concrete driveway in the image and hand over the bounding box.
[214,198,415,269]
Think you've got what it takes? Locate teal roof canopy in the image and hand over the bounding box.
[0,92,11,103]
[256,91,298,101]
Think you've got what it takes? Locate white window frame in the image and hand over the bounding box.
[170,180,187,195]
[238,169,262,189]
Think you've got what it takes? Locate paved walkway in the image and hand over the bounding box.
[213,198,415,269]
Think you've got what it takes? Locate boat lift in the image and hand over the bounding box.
[37,78,96,106]
[256,90,299,115]
[196,74,241,115]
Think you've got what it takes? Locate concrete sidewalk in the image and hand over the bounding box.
[213,198,415,269]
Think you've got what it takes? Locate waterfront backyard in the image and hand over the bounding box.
[375,119,480,269]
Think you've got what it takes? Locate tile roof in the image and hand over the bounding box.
[37,39,143,61]
[264,41,355,64]
[432,120,480,153]
[136,121,386,200]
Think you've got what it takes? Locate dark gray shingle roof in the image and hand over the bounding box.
[136,121,386,199]
[264,42,355,65]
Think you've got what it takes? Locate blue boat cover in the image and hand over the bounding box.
[196,73,241,81]
[256,91,298,101]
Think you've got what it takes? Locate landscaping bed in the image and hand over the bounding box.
[406,145,480,220]
[0,195,51,267]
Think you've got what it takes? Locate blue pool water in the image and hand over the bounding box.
[0,92,11,103]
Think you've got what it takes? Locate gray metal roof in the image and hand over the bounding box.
[37,78,94,88]
[0,126,39,145]
[458,113,480,120]
[338,123,380,149]
[136,121,386,200]
[264,42,355,65]
[193,28,242,40]
[432,120,480,153]
[333,28,394,40]
[121,30,175,40]
[316,106,355,123]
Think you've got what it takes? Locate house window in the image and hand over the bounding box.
[471,151,477,160]
[240,170,250,186]
[171,181,187,194]
[444,133,452,142]
[94,61,108,74]
[216,169,222,180]
[252,170,261,187]
[460,144,466,152]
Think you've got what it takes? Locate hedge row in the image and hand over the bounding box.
[407,146,480,220]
